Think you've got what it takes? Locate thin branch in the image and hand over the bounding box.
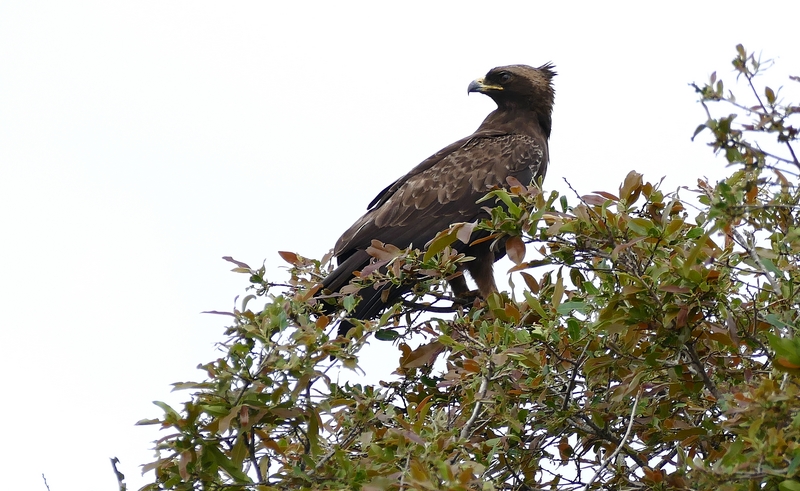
[561,340,591,411]
[729,226,783,296]
[743,66,800,168]
[582,389,641,491]
[460,374,490,441]
[41,474,51,491]
[401,299,461,313]
[399,453,411,491]
[685,343,721,400]
[736,139,799,168]
[573,414,648,469]
[247,431,264,482]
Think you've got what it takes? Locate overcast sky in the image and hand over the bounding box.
[1,1,799,490]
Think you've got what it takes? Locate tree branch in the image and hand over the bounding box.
[460,374,490,442]
[685,342,721,400]
[583,389,641,491]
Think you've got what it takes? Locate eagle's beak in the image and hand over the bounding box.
[468,78,503,94]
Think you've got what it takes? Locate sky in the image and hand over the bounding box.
[1,1,799,489]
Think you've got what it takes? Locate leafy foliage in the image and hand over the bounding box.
[138,46,800,490]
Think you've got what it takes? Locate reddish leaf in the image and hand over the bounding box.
[520,272,540,294]
[278,251,299,265]
[506,236,526,265]
[400,341,444,369]
[592,190,620,201]
[581,194,609,206]
[620,170,644,203]
[658,285,691,294]
[222,256,251,269]
[462,358,481,373]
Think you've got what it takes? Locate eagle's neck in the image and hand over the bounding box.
[480,105,552,139]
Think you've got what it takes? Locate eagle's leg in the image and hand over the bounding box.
[447,243,499,302]
[448,273,472,298]
[465,243,498,298]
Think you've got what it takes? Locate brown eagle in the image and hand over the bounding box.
[323,64,556,338]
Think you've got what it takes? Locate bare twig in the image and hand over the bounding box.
[743,67,800,168]
[246,431,264,482]
[401,299,461,313]
[583,389,641,491]
[460,374,490,441]
[685,343,721,400]
[399,453,411,491]
[562,339,591,411]
[729,226,782,295]
[41,474,51,491]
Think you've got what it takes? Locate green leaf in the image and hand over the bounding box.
[779,480,800,491]
[766,314,795,330]
[205,445,251,482]
[423,229,458,262]
[567,318,581,341]
[375,329,399,341]
[557,301,589,315]
[153,401,180,422]
[765,86,776,104]
[343,294,357,312]
[760,257,785,279]
[692,124,706,140]
[685,227,704,239]
[524,291,547,318]
[719,440,744,468]
[627,218,654,236]
[787,452,800,475]
[480,189,521,216]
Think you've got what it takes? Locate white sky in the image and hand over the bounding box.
[1,1,799,489]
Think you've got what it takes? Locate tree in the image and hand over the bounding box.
[137,46,800,490]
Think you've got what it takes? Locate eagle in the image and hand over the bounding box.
[322,63,556,339]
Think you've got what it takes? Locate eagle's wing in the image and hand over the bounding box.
[334,130,547,260]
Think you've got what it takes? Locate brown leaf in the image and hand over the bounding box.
[316,315,330,329]
[469,233,500,246]
[299,283,322,302]
[400,341,445,369]
[366,240,402,261]
[581,194,608,206]
[592,190,620,201]
[278,251,299,265]
[462,358,481,373]
[676,305,688,328]
[619,170,643,203]
[558,436,572,462]
[506,236,526,265]
[552,275,564,308]
[360,259,390,277]
[658,285,691,294]
[506,175,525,190]
[178,451,191,481]
[520,272,539,294]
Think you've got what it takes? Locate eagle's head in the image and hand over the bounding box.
[468,63,556,135]
[468,64,555,109]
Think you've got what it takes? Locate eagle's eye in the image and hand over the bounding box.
[498,72,512,84]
